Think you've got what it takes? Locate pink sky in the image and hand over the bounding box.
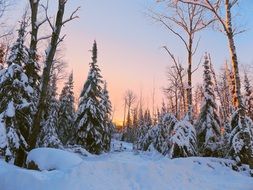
[62,0,253,123]
[11,1,253,123]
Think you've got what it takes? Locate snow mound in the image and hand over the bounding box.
[26,148,83,171]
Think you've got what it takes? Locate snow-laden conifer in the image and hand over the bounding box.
[168,115,197,158]
[75,41,108,154]
[99,81,113,151]
[38,74,62,148]
[57,72,75,144]
[0,20,33,165]
[196,55,221,156]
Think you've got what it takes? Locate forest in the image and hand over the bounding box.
[0,0,253,190]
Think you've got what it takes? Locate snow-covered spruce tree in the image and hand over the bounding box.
[154,113,178,155]
[168,115,197,158]
[75,41,108,154]
[24,37,40,111]
[244,72,253,121]
[229,109,253,164]
[57,72,75,144]
[136,112,178,155]
[196,55,221,157]
[218,67,232,123]
[224,69,253,168]
[38,74,62,148]
[134,108,151,151]
[0,20,33,166]
[193,84,203,121]
[99,81,113,151]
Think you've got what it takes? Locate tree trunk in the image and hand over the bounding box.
[187,36,193,122]
[28,0,66,150]
[29,0,39,62]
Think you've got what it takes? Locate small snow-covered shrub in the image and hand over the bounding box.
[229,111,253,165]
[168,118,197,158]
[136,113,178,155]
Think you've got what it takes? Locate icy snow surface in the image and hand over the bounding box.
[0,141,252,190]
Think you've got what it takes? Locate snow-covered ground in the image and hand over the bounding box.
[0,140,252,190]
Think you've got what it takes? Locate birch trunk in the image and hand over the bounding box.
[187,36,193,122]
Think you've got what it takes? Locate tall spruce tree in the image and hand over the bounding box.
[99,81,113,151]
[0,20,33,166]
[196,55,221,156]
[57,72,75,144]
[134,108,152,151]
[75,41,108,154]
[38,74,62,148]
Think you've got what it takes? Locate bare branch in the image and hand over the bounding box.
[149,10,189,51]
[57,34,66,45]
[40,0,54,31]
[36,18,47,28]
[62,6,80,26]
[192,36,201,55]
[191,55,202,74]
[37,35,52,42]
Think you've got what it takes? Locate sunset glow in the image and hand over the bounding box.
[11,0,253,123]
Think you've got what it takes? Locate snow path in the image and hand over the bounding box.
[0,141,252,190]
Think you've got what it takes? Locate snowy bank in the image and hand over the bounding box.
[0,146,253,190]
[26,148,83,171]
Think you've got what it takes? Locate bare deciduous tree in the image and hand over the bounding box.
[124,90,136,127]
[163,46,186,119]
[153,0,214,121]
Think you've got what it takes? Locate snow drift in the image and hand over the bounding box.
[26,148,83,171]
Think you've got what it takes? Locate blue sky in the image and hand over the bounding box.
[9,0,253,122]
